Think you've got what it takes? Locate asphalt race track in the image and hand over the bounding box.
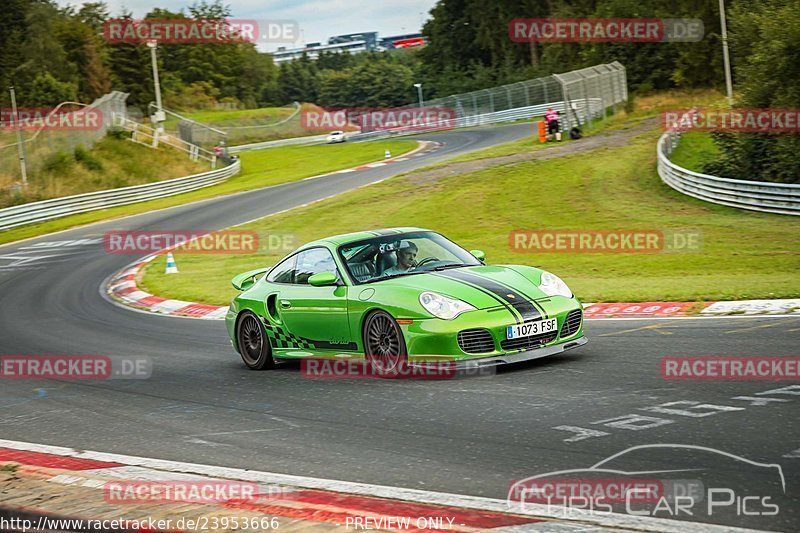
[0,123,797,531]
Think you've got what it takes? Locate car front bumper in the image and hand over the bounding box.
[441,335,588,369]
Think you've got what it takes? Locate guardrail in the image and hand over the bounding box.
[657,131,800,216]
[0,159,241,231]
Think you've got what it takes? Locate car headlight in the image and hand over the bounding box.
[538,271,573,298]
[419,291,475,320]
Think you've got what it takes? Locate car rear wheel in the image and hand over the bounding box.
[363,310,408,377]
[236,312,276,370]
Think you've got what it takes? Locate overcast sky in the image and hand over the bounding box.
[56,0,438,51]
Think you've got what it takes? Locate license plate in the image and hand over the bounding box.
[506,317,557,339]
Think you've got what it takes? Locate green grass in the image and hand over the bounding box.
[140,124,800,306]
[184,107,294,124]
[669,131,720,172]
[0,139,416,246]
[1,136,208,209]
[161,106,296,131]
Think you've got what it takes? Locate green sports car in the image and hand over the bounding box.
[225,228,587,373]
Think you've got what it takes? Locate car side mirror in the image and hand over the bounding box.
[470,249,486,262]
[308,271,338,287]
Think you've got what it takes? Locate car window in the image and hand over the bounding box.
[266,255,296,283]
[294,248,338,284]
[338,231,481,284]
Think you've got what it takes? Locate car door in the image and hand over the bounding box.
[277,247,354,352]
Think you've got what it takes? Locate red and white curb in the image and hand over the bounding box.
[334,142,443,173]
[0,439,766,533]
[107,255,228,319]
[583,299,800,318]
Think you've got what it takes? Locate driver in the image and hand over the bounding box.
[382,241,417,276]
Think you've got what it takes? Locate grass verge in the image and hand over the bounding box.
[0,139,416,246]
[0,135,208,209]
[668,131,720,172]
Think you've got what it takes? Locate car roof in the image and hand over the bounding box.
[305,227,432,248]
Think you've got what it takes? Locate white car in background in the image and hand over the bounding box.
[326,131,346,143]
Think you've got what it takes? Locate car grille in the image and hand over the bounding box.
[500,331,558,351]
[457,329,495,354]
[560,309,583,338]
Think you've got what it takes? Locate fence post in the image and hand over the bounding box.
[552,73,570,131]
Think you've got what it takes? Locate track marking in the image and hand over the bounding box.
[724,317,800,334]
[597,323,675,337]
[185,428,284,438]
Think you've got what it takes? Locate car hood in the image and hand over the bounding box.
[375,265,548,311]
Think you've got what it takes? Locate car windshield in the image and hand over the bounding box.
[337,231,481,284]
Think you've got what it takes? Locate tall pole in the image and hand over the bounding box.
[718,0,734,107]
[9,87,28,187]
[147,40,164,131]
[414,83,424,108]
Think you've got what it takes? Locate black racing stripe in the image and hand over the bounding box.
[433,271,521,324]
[438,270,542,323]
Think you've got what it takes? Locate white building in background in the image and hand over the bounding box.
[271,31,424,64]
[272,40,369,64]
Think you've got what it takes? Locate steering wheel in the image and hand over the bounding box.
[414,257,439,269]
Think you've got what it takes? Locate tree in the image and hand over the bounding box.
[704,0,800,183]
[27,72,77,106]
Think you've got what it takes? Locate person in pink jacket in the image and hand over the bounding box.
[545,108,561,141]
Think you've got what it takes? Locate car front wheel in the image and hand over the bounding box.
[363,310,408,377]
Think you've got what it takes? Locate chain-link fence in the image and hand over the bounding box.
[384,61,627,133]
[0,92,129,187]
[553,62,628,129]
